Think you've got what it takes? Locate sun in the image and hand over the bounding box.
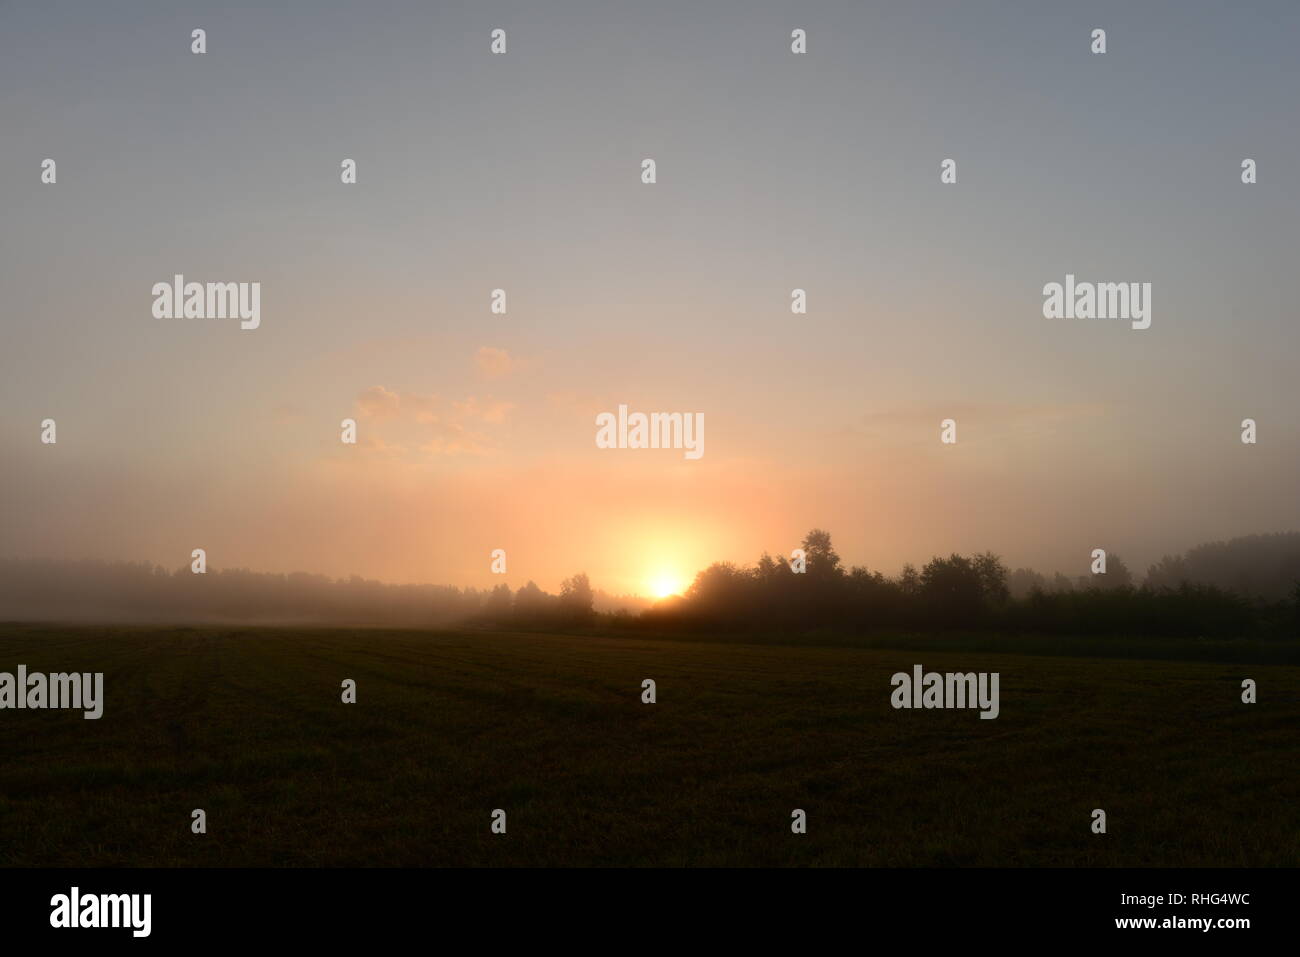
[647,572,685,600]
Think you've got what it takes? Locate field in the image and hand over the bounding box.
[0,623,1296,867]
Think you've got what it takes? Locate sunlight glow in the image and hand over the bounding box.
[648,572,686,599]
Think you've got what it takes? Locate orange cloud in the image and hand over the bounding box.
[452,396,514,424]
[475,346,524,380]
[421,423,492,456]
[356,385,404,420]
[349,386,511,459]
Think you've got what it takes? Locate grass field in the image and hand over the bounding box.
[0,623,1296,866]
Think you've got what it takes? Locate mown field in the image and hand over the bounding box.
[0,623,1296,866]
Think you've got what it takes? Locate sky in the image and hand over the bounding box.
[2,0,1298,597]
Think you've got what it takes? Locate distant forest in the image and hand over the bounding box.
[2,531,1299,638]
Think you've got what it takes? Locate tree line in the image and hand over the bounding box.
[642,529,1300,639]
[2,529,1298,637]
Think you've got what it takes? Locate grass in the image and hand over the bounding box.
[0,623,1296,866]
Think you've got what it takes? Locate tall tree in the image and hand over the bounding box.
[559,572,594,618]
[800,528,843,579]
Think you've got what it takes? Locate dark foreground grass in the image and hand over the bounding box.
[0,623,1296,866]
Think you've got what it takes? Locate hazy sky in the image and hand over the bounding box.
[3,0,1298,596]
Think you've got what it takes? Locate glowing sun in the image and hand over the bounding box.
[647,572,686,600]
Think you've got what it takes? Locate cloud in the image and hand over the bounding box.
[358,435,408,456]
[452,396,514,424]
[349,386,510,459]
[421,423,491,456]
[547,390,605,417]
[475,346,526,380]
[404,393,440,424]
[355,386,440,423]
[356,385,404,420]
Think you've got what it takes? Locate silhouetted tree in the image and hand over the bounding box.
[514,580,552,617]
[559,572,594,620]
[484,582,512,619]
[801,528,843,579]
[1094,553,1133,589]
[1008,567,1047,600]
[973,551,1010,605]
[755,551,787,583]
[1142,533,1300,599]
[897,563,920,597]
[1050,572,1075,593]
[687,561,753,617]
[920,554,985,624]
